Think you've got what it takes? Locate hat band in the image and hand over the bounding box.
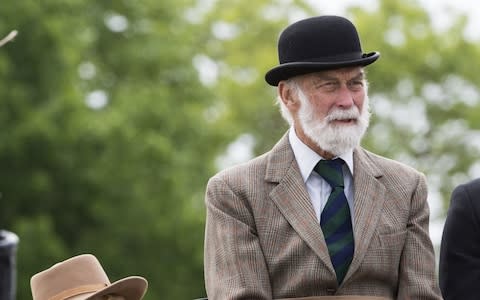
[281,51,363,64]
[49,283,108,300]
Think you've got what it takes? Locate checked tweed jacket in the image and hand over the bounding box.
[204,132,441,300]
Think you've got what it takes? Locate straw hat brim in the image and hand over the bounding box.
[85,276,147,300]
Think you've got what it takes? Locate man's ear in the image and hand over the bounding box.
[278,81,297,108]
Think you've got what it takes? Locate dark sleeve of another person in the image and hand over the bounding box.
[439,178,480,299]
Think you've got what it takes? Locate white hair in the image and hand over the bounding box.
[276,78,299,125]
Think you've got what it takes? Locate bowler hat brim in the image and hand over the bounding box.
[265,51,380,86]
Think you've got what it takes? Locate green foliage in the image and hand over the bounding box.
[2,0,480,299]
[1,0,214,299]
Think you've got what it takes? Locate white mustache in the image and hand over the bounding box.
[325,107,360,122]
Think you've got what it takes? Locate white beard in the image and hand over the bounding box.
[296,88,370,156]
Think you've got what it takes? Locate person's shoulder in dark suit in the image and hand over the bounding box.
[439,177,480,299]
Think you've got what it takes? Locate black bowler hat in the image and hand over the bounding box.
[265,15,380,86]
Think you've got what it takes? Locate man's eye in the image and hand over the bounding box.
[319,82,336,88]
[348,81,364,89]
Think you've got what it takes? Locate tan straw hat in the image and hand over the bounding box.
[279,296,391,300]
[31,254,148,300]
[0,30,17,47]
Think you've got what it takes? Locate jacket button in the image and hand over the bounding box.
[326,288,336,295]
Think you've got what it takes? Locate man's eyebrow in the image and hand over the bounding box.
[312,74,339,81]
[351,71,365,80]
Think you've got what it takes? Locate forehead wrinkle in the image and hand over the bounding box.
[303,71,364,88]
[309,68,365,81]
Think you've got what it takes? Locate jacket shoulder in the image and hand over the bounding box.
[356,148,423,176]
[455,177,480,195]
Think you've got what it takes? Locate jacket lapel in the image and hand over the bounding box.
[344,148,386,281]
[266,133,334,272]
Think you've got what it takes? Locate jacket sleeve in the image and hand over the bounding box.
[204,174,272,300]
[439,179,480,300]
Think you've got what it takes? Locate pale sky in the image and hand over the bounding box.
[311,0,480,41]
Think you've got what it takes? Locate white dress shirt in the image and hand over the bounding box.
[288,128,355,225]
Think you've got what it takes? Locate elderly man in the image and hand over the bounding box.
[203,15,441,299]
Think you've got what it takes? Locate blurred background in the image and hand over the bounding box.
[1,0,480,299]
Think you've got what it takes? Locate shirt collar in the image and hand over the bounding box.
[288,127,354,182]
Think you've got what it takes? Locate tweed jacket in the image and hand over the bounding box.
[204,133,441,300]
[439,178,480,299]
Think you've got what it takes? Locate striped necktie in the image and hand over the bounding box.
[314,158,354,284]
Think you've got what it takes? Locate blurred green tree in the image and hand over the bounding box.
[0,0,220,299]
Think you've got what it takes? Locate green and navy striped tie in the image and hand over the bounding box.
[314,158,354,284]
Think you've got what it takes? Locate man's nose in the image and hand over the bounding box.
[335,85,355,108]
